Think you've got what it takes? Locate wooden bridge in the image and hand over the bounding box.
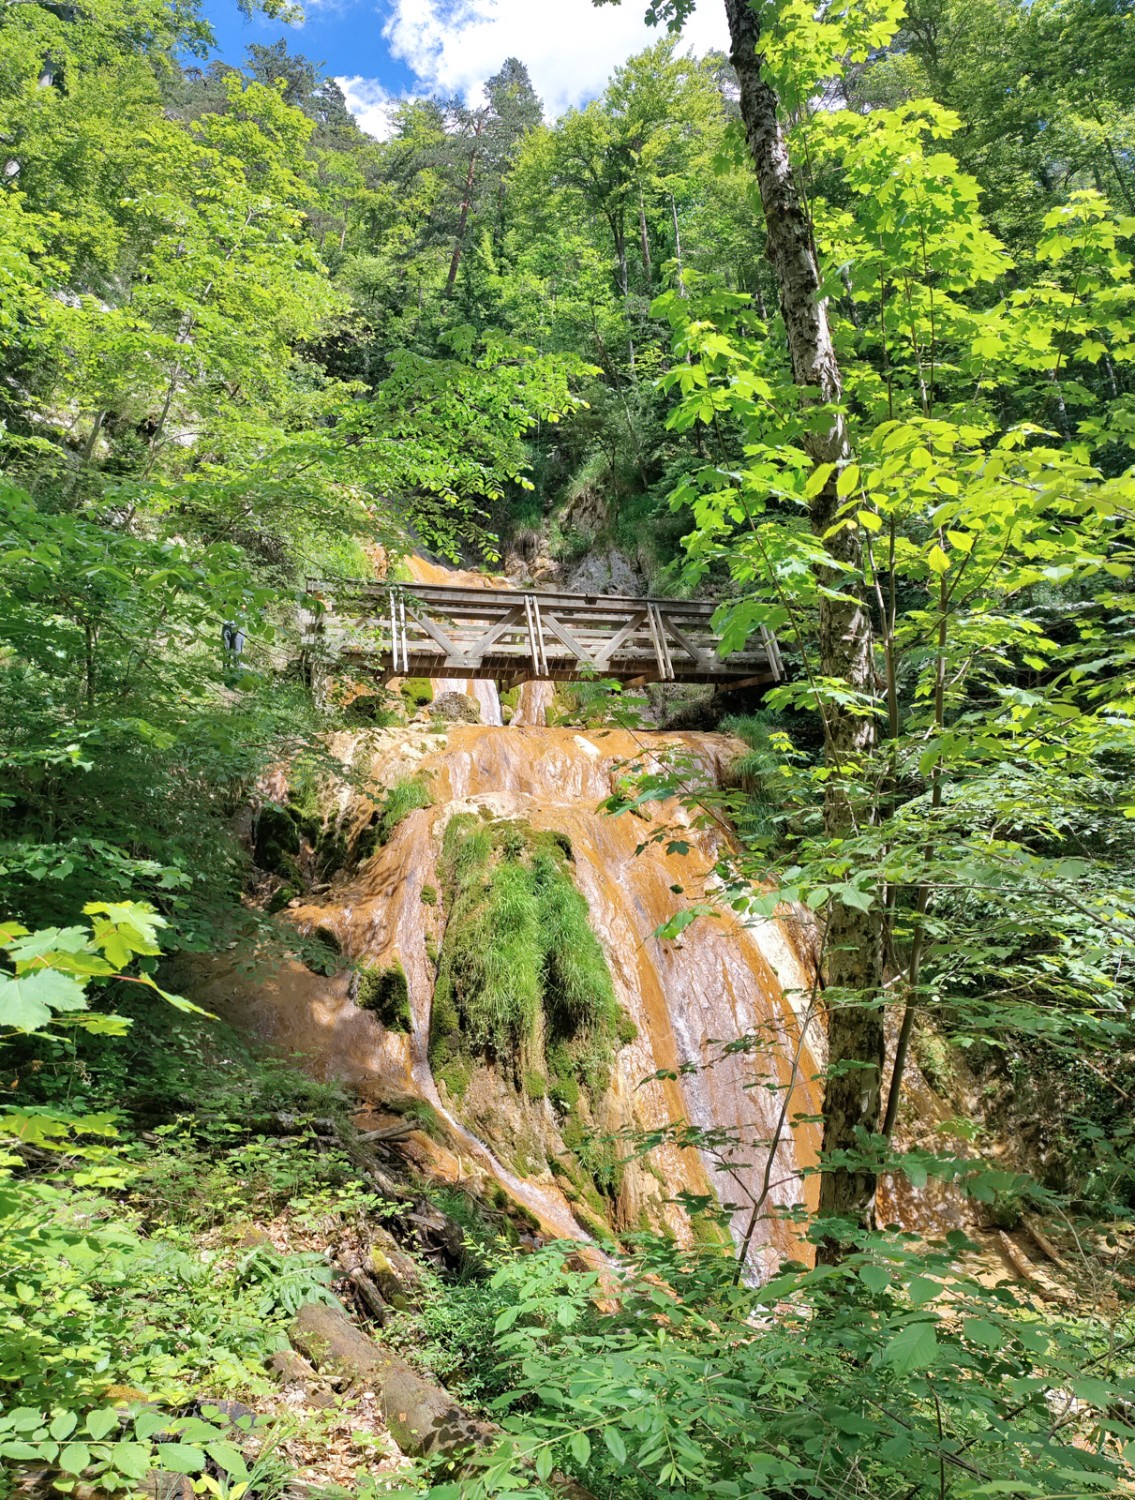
[302,579,782,690]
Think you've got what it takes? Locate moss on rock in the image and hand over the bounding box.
[356,960,412,1032]
[428,813,627,1208]
[254,803,301,874]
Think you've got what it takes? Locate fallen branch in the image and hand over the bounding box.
[996,1231,1072,1304]
[346,1266,389,1325]
[1021,1214,1075,1277]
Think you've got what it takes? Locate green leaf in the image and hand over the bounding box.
[837,463,860,497]
[50,1411,79,1442]
[907,1276,939,1307]
[108,1442,152,1480]
[884,1320,938,1374]
[134,1411,171,1441]
[1071,1378,1115,1407]
[58,1442,92,1475]
[656,909,699,941]
[857,508,882,531]
[603,1427,627,1464]
[927,543,951,575]
[0,974,54,1032]
[535,1447,554,1480]
[0,1442,43,1460]
[205,1441,249,1480]
[86,1410,119,1441]
[569,1431,591,1466]
[839,884,874,912]
[152,1443,206,1475]
[963,1317,1002,1349]
[859,1264,890,1294]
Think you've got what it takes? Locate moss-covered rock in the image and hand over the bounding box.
[428,812,625,1217]
[267,884,299,915]
[313,925,342,956]
[356,960,412,1032]
[254,803,301,874]
[400,677,434,708]
[431,691,481,723]
[523,1069,547,1101]
[344,692,398,726]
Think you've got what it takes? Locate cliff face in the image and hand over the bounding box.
[198,714,824,1278]
[193,554,839,1275]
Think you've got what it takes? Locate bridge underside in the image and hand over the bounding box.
[303,580,782,691]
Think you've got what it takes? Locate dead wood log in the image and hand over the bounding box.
[1022,1214,1075,1277]
[996,1231,1072,1304]
[357,1122,417,1144]
[346,1267,388,1325]
[292,1299,491,1459]
[291,1300,596,1499]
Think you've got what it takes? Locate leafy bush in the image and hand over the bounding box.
[0,906,342,1497]
[413,1235,1135,1499]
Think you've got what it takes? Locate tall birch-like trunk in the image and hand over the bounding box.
[723,0,884,1255]
[446,119,484,294]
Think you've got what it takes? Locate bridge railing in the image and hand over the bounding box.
[301,579,781,688]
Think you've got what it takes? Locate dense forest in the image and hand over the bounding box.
[2,0,1134,1495]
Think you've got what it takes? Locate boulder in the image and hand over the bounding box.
[430,692,481,723]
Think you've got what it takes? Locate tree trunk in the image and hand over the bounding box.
[671,195,688,298]
[724,0,883,1257]
[638,187,652,282]
[446,123,483,294]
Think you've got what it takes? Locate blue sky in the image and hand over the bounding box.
[199,0,729,137]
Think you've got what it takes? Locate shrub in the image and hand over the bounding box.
[313,924,342,955]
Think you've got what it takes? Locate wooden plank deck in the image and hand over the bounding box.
[302,578,782,689]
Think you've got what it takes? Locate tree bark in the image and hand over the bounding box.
[638,187,652,281]
[724,0,884,1257]
[446,120,484,294]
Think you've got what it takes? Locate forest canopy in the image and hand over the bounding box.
[1,0,1134,1496]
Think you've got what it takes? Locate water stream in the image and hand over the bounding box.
[201,560,843,1276]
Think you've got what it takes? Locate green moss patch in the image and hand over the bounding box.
[429,814,629,1205]
[356,960,412,1032]
[355,776,434,865]
[254,803,301,874]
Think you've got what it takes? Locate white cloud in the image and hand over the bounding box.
[335,74,402,138]
[379,0,730,116]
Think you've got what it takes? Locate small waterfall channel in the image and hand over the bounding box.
[201,560,833,1278]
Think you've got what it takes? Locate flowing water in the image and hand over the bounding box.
[200,558,955,1277]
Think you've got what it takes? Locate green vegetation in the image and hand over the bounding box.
[430,816,621,1074]
[401,678,435,709]
[378,777,435,841]
[355,960,413,1032]
[0,907,351,1493]
[354,776,434,865]
[2,0,1135,1494]
[429,815,632,1207]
